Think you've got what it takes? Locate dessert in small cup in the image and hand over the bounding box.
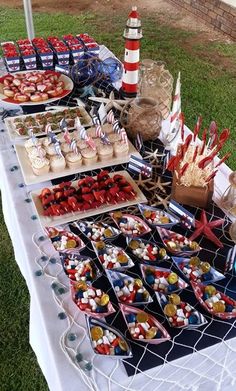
[81,147,98,166]
[97,143,114,161]
[120,304,171,344]
[138,204,179,229]
[140,265,188,293]
[65,152,82,169]
[191,282,236,319]
[60,253,100,283]
[71,281,115,318]
[86,316,132,358]
[50,155,66,173]
[156,292,207,328]
[110,211,151,237]
[92,241,134,270]
[127,238,168,264]
[74,220,120,242]
[31,157,50,176]
[157,227,201,256]
[106,270,153,305]
[172,256,225,285]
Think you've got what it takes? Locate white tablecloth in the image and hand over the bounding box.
[1,102,236,391]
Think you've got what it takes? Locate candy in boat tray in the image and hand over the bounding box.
[45,226,85,254]
[120,304,171,344]
[156,292,207,328]
[106,270,153,305]
[60,253,101,283]
[110,211,151,237]
[173,256,225,285]
[86,316,132,358]
[138,204,179,229]
[157,227,201,256]
[74,220,120,242]
[92,241,134,270]
[127,237,168,264]
[71,281,115,318]
[140,265,188,294]
[191,282,236,320]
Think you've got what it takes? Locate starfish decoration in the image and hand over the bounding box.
[150,194,170,209]
[88,91,127,113]
[147,176,171,194]
[144,148,166,166]
[189,210,224,248]
[135,173,153,189]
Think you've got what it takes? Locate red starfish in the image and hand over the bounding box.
[189,210,224,248]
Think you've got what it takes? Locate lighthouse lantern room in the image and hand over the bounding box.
[120,6,142,98]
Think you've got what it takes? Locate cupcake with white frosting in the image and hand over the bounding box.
[50,155,66,172]
[113,141,129,157]
[24,138,42,152]
[108,133,121,143]
[27,146,46,162]
[81,147,98,166]
[102,123,114,135]
[61,142,71,155]
[42,137,51,148]
[31,157,50,176]
[77,140,88,150]
[66,152,82,169]
[97,143,113,161]
[45,144,58,156]
[86,127,97,139]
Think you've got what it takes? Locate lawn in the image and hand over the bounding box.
[0,6,236,391]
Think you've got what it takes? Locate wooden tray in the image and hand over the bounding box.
[15,141,142,185]
[30,170,147,228]
[5,106,92,141]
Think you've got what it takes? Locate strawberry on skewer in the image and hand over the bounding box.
[199,128,207,155]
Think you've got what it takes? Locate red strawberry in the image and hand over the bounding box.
[67,196,78,208]
[84,176,95,186]
[119,178,129,187]
[59,181,71,188]
[93,190,106,202]
[60,201,72,213]
[41,194,55,206]
[82,202,91,210]
[64,188,76,197]
[54,191,64,201]
[50,204,61,216]
[40,188,51,198]
[104,178,114,187]
[90,182,99,191]
[90,200,101,209]
[109,185,119,197]
[123,185,135,194]
[81,186,91,194]
[113,174,123,182]
[97,170,109,182]
[78,178,86,187]
[82,193,94,203]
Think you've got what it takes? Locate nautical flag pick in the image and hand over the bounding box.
[224,245,236,273]
[54,141,63,157]
[128,155,152,177]
[168,199,195,229]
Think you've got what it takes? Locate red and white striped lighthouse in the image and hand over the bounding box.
[120,6,142,98]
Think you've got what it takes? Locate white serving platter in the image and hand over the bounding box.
[15,140,142,185]
[30,170,147,228]
[5,106,92,141]
[0,70,73,106]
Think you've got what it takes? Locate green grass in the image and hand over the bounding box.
[0,6,236,391]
